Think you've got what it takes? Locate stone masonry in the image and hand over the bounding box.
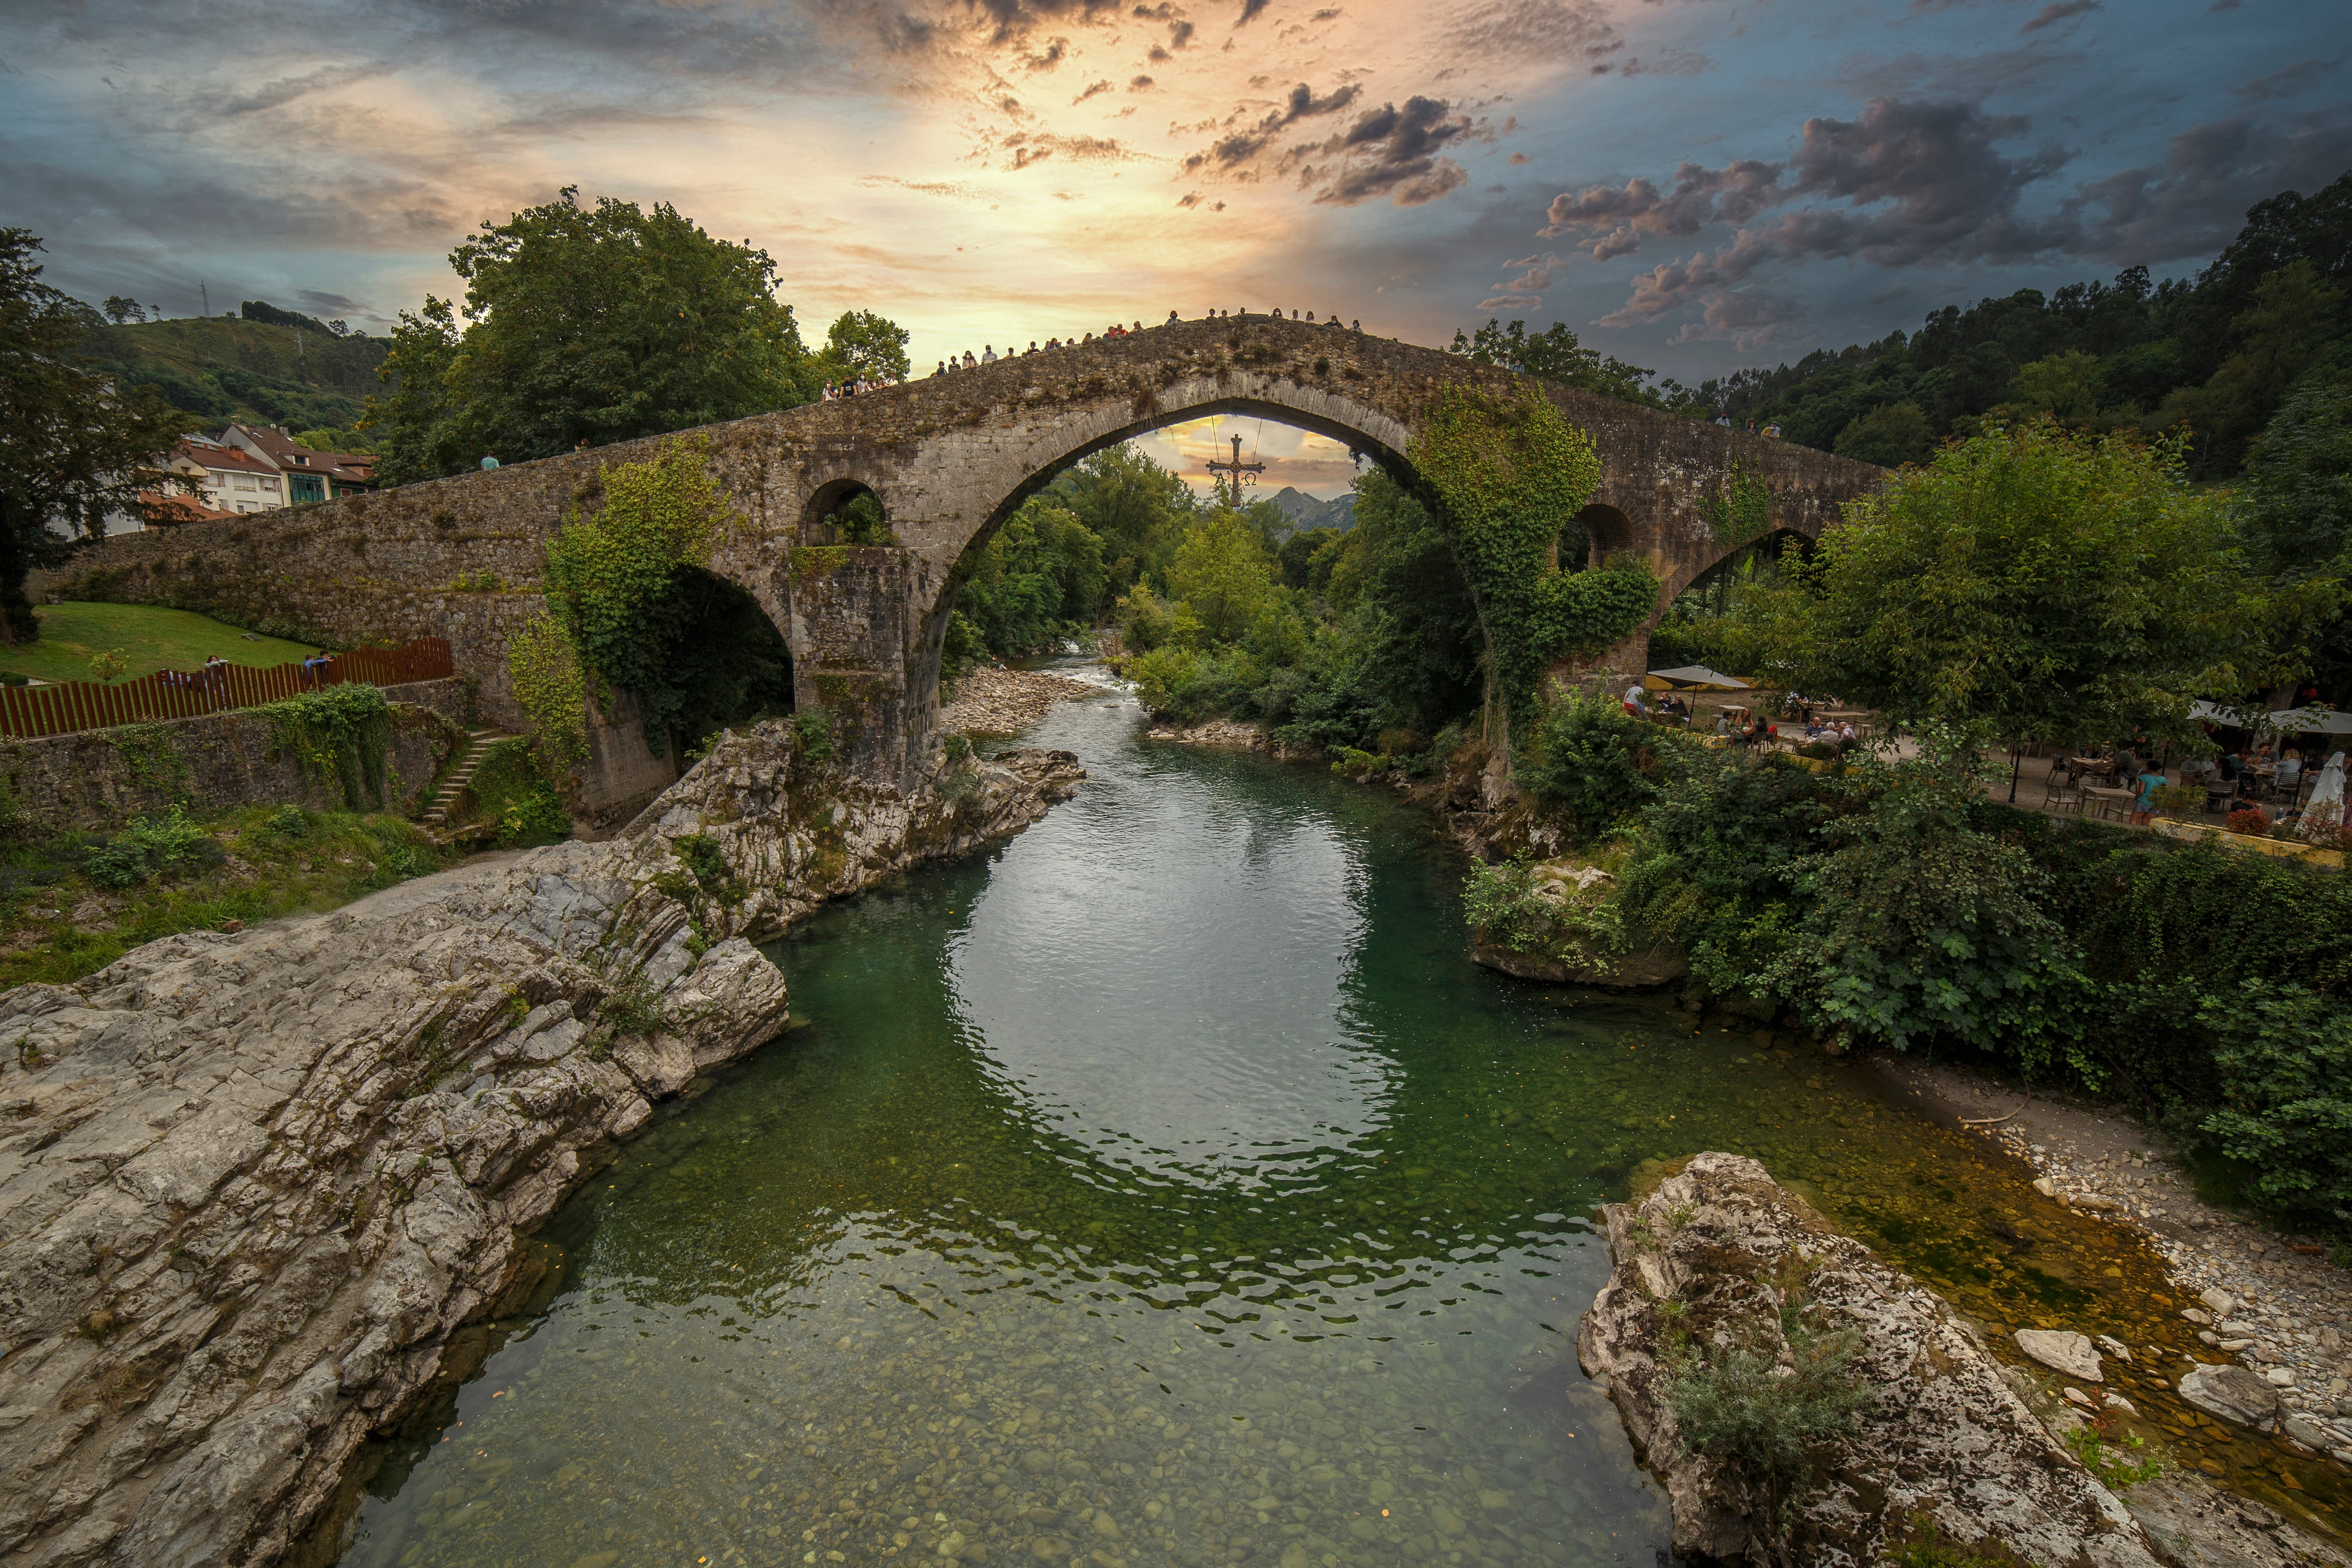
[38,317,1883,789]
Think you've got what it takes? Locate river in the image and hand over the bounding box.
[331,665,2345,1567]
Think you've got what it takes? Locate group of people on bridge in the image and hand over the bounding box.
[930,308,1368,378]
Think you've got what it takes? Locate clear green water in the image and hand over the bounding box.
[331,671,2338,1568]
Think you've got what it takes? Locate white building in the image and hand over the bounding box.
[167,435,288,514]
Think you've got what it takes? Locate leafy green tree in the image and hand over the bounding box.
[816,310,911,385]
[0,230,194,642]
[1277,525,1340,590]
[370,189,815,481]
[952,499,1108,660]
[1448,317,1682,407]
[2006,350,2109,422]
[1712,421,2266,754]
[1049,444,1196,593]
[1830,403,1933,467]
[1165,508,1276,643]
[101,297,145,325]
[2239,362,2352,698]
[2160,259,2346,473]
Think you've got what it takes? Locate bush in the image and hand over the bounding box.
[1462,858,1553,953]
[464,739,571,848]
[2225,806,2272,837]
[83,809,220,889]
[792,710,836,762]
[1665,1295,1870,1541]
[1522,694,1661,839]
[2195,982,2352,1221]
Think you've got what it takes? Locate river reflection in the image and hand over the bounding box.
[333,670,2341,1568]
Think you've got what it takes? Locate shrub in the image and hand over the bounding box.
[263,804,309,837]
[1665,1298,1870,1543]
[2225,806,2272,837]
[2195,981,2352,1222]
[84,809,220,889]
[254,684,392,810]
[2150,782,2206,814]
[1522,693,1661,839]
[793,710,836,762]
[1462,857,1554,953]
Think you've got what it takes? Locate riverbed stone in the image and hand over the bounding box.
[0,723,1085,1567]
[1578,1152,2163,1568]
[2177,1363,2283,1429]
[2016,1329,2104,1382]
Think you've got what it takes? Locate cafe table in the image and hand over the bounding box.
[2082,785,2138,821]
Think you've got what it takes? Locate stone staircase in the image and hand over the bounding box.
[423,729,512,840]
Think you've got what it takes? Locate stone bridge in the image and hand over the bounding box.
[45,316,1883,816]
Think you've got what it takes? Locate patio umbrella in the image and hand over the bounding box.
[1645,666,1751,691]
[2299,752,2346,841]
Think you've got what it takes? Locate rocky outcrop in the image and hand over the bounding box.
[1467,857,1688,990]
[1578,1152,2163,1568]
[0,724,1083,1568]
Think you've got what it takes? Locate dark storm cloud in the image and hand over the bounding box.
[1669,289,1805,348]
[2236,58,2346,106]
[1563,97,2075,323]
[2066,106,2352,262]
[1180,81,1361,172]
[1295,96,1478,206]
[2017,0,2097,32]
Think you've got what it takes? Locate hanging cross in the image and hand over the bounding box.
[1203,433,1265,509]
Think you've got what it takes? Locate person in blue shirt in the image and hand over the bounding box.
[2131,763,2166,827]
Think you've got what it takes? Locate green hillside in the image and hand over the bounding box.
[78,312,392,433]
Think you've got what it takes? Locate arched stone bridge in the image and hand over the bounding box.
[48,316,1882,814]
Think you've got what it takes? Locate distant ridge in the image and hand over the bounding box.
[1264,485,1355,535]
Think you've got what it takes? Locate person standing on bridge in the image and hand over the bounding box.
[479,454,498,470]
[982,345,997,363]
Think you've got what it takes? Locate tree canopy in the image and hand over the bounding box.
[369,188,829,483]
[0,230,192,643]
[816,310,912,386]
[1708,421,2266,752]
[1447,317,1696,409]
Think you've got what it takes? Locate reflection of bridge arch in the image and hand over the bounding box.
[41,317,1884,800]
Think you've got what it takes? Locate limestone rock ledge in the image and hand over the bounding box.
[0,724,1084,1568]
[1578,1151,2162,1568]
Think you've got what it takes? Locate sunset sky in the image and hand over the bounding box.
[7,0,2346,496]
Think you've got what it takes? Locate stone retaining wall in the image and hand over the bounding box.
[0,679,472,832]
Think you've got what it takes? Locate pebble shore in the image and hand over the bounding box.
[940,666,1100,736]
[1891,1060,2352,1467]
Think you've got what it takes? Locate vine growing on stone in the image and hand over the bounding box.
[255,684,393,809]
[506,610,588,770]
[1701,464,1775,547]
[523,436,740,757]
[1409,384,1656,732]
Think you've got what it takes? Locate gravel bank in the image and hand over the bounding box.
[938,665,1098,736]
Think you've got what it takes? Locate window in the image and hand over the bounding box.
[232,475,256,491]
[259,478,279,493]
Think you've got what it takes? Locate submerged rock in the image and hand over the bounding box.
[2016,1328,2105,1382]
[2176,1363,2284,1432]
[0,725,1083,1567]
[1577,1151,2162,1568]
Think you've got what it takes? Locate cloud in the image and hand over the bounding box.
[1540,158,1784,259]
[1000,130,1137,168]
[1508,151,1529,165]
[1476,292,1544,310]
[2066,105,2352,261]
[1294,96,1478,206]
[2236,58,2346,105]
[1237,0,1270,23]
[1445,0,1621,64]
[1180,80,1361,173]
[1668,290,1805,349]
[1074,78,1112,101]
[2018,0,2098,32]
[1568,97,2075,323]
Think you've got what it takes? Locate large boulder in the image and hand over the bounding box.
[2177,1363,2284,1432]
[1577,1152,2162,1568]
[1468,858,1688,989]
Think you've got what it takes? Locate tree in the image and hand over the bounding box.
[2240,362,2352,694]
[1711,420,2267,754]
[1831,403,1933,467]
[101,297,145,325]
[1165,508,1276,643]
[0,230,193,643]
[816,309,911,385]
[2158,259,2346,473]
[2005,351,2108,422]
[367,188,815,481]
[1049,443,1196,593]
[1449,318,1676,407]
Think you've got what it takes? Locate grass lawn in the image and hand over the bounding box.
[2,602,318,685]
[0,804,455,989]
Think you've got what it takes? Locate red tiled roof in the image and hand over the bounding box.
[174,438,279,477]
[138,490,239,524]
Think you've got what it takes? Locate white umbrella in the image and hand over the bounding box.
[2299,752,2346,841]
[1645,666,1750,691]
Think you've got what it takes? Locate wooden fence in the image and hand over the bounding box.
[0,638,454,739]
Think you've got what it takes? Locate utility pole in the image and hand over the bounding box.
[1202,433,1265,509]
